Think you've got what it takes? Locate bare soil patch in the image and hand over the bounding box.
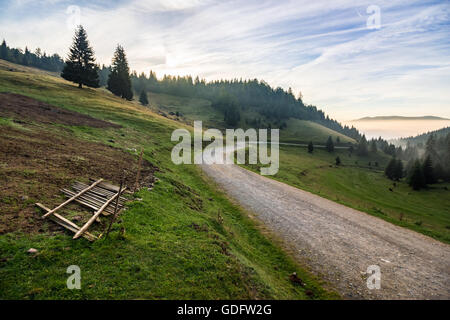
[0,92,121,128]
[0,124,156,235]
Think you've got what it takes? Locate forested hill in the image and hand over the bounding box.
[1,38,361,141]
[0,40,64,72]
[120,69,362,140]
[391,126,450,148]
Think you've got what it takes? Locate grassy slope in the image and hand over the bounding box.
[0,60,337,299]
[148,90,354,144]
[243,145,450,244]
[280,119,355,144]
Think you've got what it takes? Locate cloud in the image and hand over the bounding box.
[0,0,449,121]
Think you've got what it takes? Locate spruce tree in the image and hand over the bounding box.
[425,134,437,158]
[23,47,31,66]
[356,135,369,156]
[224,103,240,126]
[444,133,450,181]
[370,140,377,153]
[385,158,396,180]
[61,26,99,88]
[394,159,404,181]
[422,155,435,184]
[107,45,133,100]
[408,160,426,190]
[139,90,149,106]
[0,40,8,60]
[326,136,334,152]
[308,141,314,153]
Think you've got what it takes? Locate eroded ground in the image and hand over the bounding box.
[0,93,156,236]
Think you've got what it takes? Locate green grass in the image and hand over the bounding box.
[146,92,226,129]
[0,60,337,299]
[242,145,450,244]
[143,84,354,145]
[280,118,355,144]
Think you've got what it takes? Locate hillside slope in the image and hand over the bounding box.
[391,126,450,148]
[146,89,355,144]
[240,143,450,243]
[0,60,337,299]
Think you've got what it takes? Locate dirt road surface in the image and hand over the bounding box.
[201,163,450,299]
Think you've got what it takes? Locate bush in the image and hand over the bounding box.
[335,156,341,166]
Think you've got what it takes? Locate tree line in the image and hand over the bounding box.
[1,27,386,152]
[384,133,450,190]
[0,39,64,72]
[1,26,414,161]
[125,70,363,140]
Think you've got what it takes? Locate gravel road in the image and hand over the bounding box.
[201,163,450,299]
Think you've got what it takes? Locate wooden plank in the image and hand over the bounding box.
[89,179,121,192]
[73,187,127,239]
[35,203,97,241]
[61,190,102,210]
[43,179,103,218]
[78,181,114,193]
[63,188,111,207]
[65,186,126,208]
[82,189,125,206]
[73,183,112,197]
[60,189,119,215]
[74,183,127,202]
[61,189,106,209]
[104,179,124,239]
[75,181,111,193]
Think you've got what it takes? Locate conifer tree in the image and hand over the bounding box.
[0,40,8,60]
[385,158,397,180]
[61,26,99,88]
[326,136,334,152]
[370,140,377,153]
[408,160,426,190]
[422,155,435,184]
[139,90,149,106]
[224,103,240,126]
[107,45,133,100]
[356,135,369,156]
[308,141,314,153]
[394,159,404,181]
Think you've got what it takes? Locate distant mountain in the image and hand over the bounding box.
[353,116,449,121]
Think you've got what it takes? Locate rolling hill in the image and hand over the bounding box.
[0,59,337,299]
[145,90,355,145]
[391,126,450,148]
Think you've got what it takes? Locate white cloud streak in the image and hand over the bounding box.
[0,0,449,121]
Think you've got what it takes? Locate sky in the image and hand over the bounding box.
[1,0,449,122]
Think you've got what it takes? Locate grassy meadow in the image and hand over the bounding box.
[242,145,450,244]
[147,87,353,145]
[0,60,337,299]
